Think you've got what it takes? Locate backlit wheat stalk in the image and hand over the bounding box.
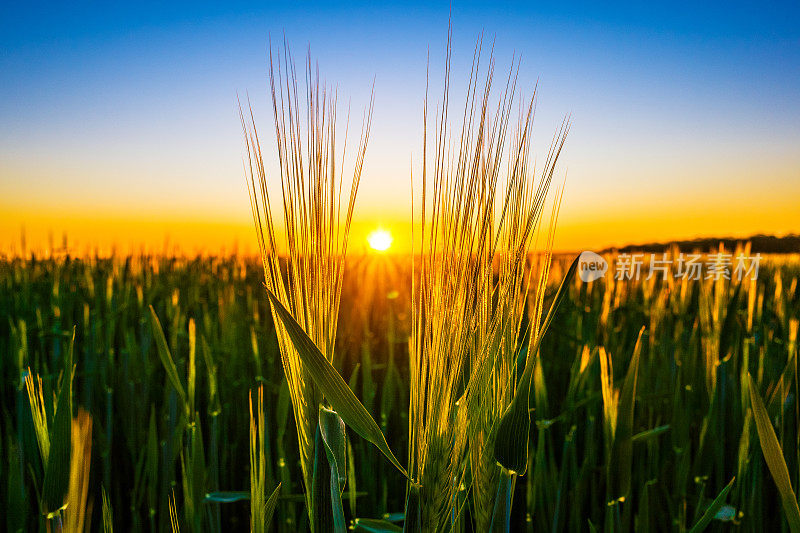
[467,121,568,529]
[408,31,569,530]
[241,41,373,523]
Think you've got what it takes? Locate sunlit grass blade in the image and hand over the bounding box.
[169,490,181,533]
[687,477,735,533]
[24,369,50,464]
[64,409,93,533]
[748,373,800,531]
[102,485,114,533]
[607,326,645,503]
[267,289,408,478]
[250,385,272,533]
[264,483,281,532]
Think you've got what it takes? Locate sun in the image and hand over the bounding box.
[367,228,393,252]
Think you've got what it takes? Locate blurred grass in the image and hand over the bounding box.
[0,250,798,531]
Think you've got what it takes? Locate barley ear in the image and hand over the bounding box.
[493,255,579,474]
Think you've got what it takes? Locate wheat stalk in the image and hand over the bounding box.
[242,39,373,523]
[409,27,569,529]
[409,30,520,529]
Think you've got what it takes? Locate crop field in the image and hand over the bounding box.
[2,250,799,531]
[3,6,800,530]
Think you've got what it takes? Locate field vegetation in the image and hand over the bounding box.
[1,249,799,531]
[3,35,800,533]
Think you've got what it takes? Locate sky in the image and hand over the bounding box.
[1,1,799,254]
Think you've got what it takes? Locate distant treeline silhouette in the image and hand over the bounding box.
[604,234,800,254]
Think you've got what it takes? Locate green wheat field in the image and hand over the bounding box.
[3,33,800,533]
[2,249,799,531]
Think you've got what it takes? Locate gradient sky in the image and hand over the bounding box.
[1,1,799,254]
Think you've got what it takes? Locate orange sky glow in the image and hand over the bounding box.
[2,5,798,256]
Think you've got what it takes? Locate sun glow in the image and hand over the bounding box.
[367,228,393,252]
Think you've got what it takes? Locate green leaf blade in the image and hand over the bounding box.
[41,328,75,517]
[266,290,408,479]
[494,255,580,474]
[607,327,645,503]
[688,477,735,533]
[748,373,800,532]
[148,305,188,411]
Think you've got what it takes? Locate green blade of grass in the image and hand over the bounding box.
[148,305,187,411]
[311,416,334,533]
[264,482,281,530]
[489,466,516,531]
[631,425,670,444]
[494,255,579,475]
[320,407,348,492]
[608,327,645,503]
[687,477,735,533]
[318,406,347,532]
[188,319,196,417]
[718,282,742,360]
[266,289,408,479]
[402,483,421,532]
[748,373,800,532]
[347,441,358,518]
[41,328,75,517]
[102,485,114,533]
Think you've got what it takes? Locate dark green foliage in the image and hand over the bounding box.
[0,253,799,531]
[41,329,74,517]
[494,255,579,475]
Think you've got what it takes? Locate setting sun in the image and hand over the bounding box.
[367,228,393,251]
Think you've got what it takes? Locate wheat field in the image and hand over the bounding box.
[2,23,800,533]
[1,249,800,531]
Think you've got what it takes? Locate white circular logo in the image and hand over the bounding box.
[578,251,608,282]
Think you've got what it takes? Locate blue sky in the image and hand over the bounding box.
[1,2,799,251]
